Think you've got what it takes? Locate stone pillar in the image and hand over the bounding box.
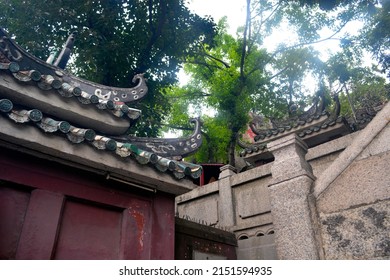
[218,165,237,228]
[268,134,319,259]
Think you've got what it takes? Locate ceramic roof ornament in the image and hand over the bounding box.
[0,28,202,180]
[238,84,386,160]
[238,91,348,158]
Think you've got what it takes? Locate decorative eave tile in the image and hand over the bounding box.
[0,98,202,180]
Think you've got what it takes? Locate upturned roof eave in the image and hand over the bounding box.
[0,117,198,195]
[0,27,203,182]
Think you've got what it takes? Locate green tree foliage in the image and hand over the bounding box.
[0,0,216,136]
[360,1,390,75]
[321,50,389,125]
[167,0,388,166]
[289,0,390,75]
[180,18,275,165]
[167,0,342,165]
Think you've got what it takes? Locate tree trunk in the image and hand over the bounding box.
[203,132,215,163]
[228,131,238,167]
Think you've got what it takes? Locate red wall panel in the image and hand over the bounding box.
[54,200,122,260]
[0,184,31,259]
[15,189,64,259]
[0,148,175,260]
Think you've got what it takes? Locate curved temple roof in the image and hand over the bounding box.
[0,28,202,180]
[238,94,347,157]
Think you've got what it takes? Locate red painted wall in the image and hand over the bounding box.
[0,148,175,260]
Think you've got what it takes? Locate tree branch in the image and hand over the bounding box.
[184,58,225,71]
[240,0,251,80]
[169,91,212,100]
[204,53,231,68]
[269,66,289,80]
[268,14,353,62]
[136,0,167,72]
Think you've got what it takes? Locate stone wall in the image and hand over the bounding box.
[314,103,390,259]
[176,164,275,259]
[176,132,356,259]
[176,101,390,259]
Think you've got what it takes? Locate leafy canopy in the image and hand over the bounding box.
[166,0,389,166]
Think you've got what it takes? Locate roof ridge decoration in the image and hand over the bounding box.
[0,28,145,125]
[0,28,202,180]
[112,118,202,158]
[238,94,345,157]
